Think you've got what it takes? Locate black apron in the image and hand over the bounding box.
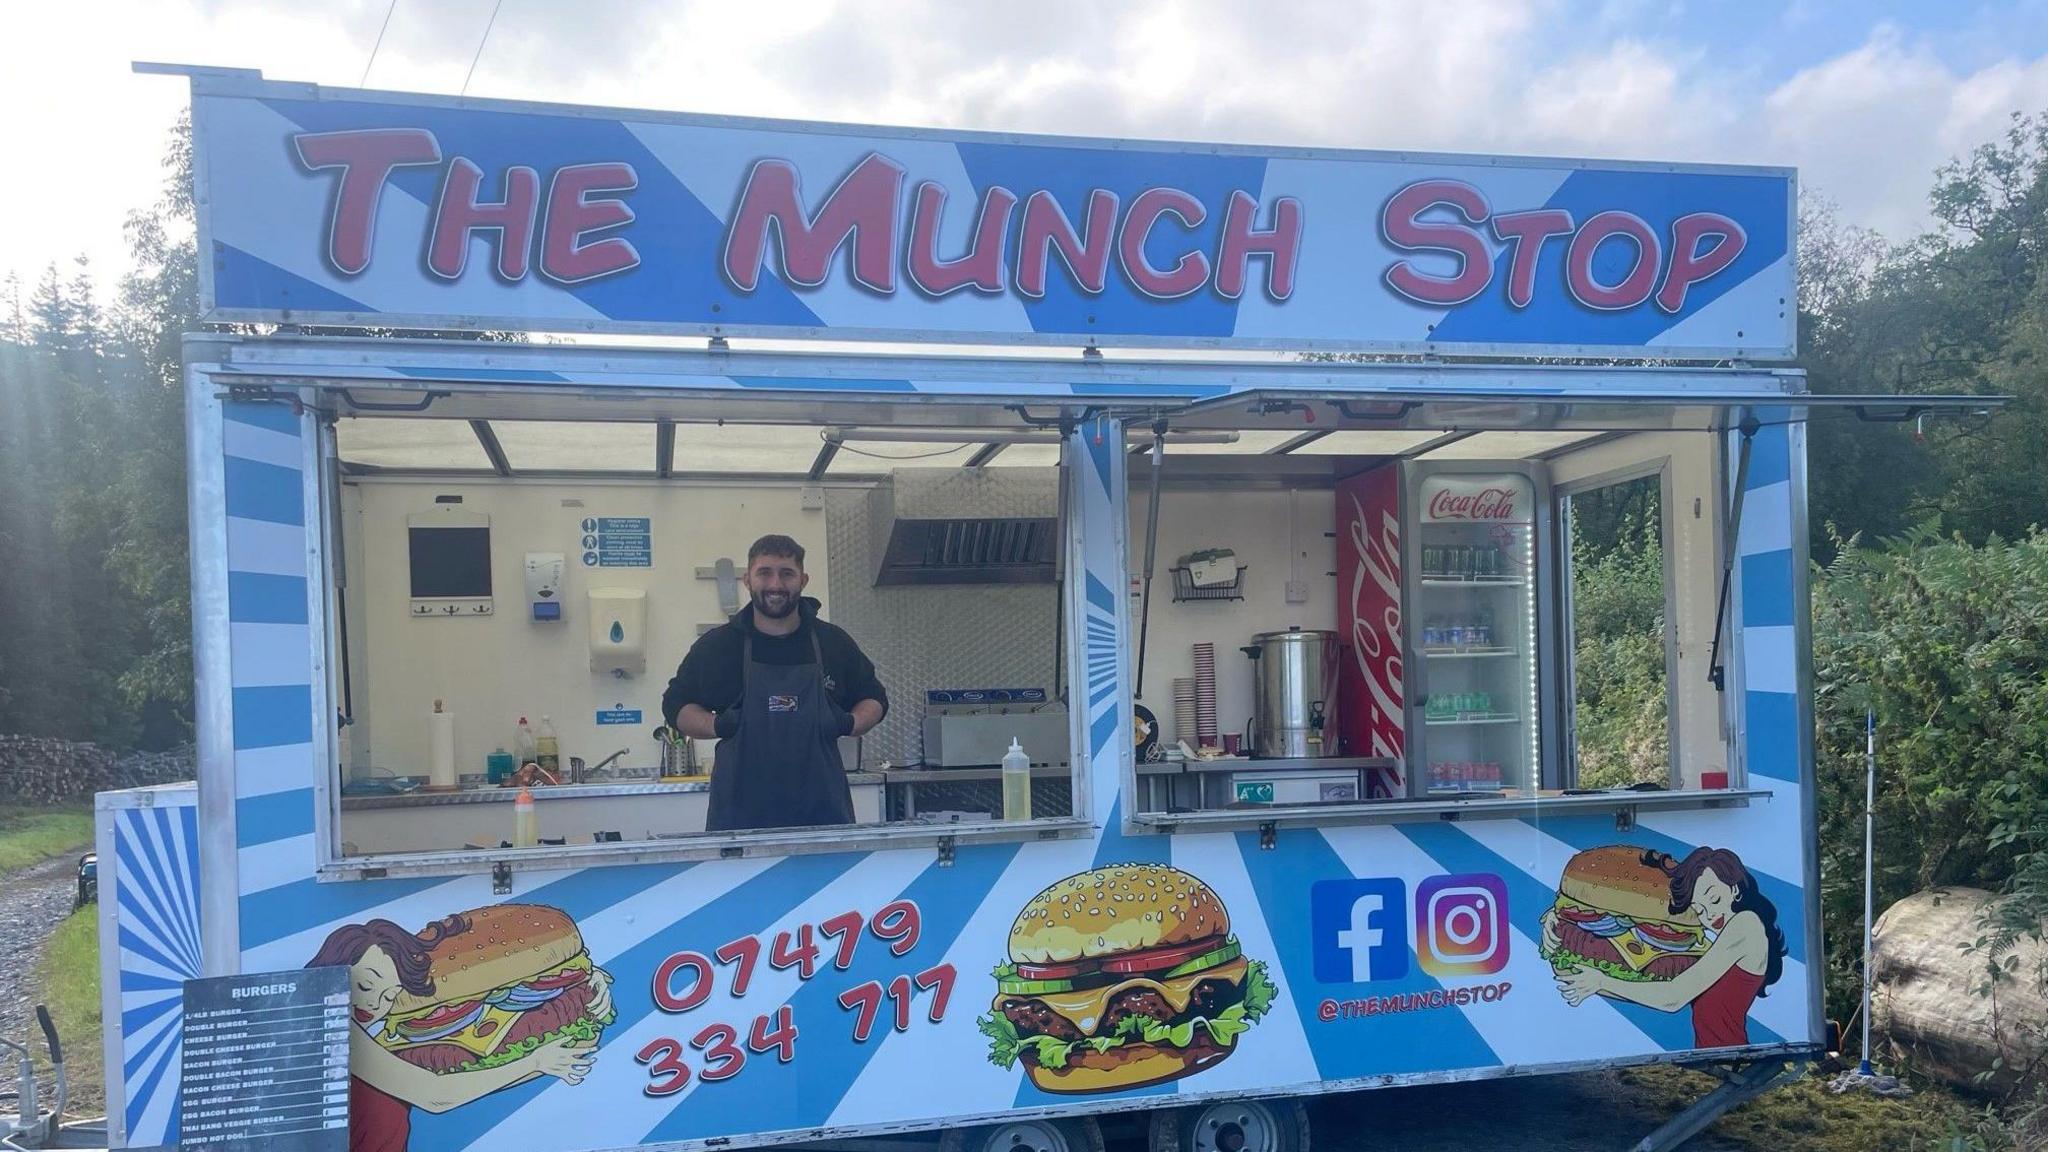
[706,630,855,833]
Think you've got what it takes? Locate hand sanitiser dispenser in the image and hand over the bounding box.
[524,553,565,621]
[588,588,646,676]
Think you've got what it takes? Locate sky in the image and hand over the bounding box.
[7,0,2048,301]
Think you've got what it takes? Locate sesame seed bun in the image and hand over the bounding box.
[1557,846,1691,926]
[1007,864,1229,965]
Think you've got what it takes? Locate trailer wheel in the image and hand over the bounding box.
[1149,1098,1309,1152]
[939,1117,1104,1152]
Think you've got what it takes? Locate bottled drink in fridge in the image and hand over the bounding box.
[1002,739,1033,821]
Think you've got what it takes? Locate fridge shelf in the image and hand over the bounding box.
[1419,577,1528,587]
[1423,648,1519,659]
[1425,714,1522,726]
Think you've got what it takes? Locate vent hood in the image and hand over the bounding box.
[867,469,1060,587]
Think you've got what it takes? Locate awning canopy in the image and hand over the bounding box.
[199,334,2003,481]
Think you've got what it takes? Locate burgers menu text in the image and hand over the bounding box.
[180,966,351,1152]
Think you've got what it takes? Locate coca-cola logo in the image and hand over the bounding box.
[1428,486,1518,521]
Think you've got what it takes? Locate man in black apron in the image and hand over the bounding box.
[661,535,888,832]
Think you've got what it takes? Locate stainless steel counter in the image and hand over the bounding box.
[341,774,886,811]
[1166,756,1399,775]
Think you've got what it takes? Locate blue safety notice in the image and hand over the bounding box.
[580,516,652,567]
[596,708,643,726]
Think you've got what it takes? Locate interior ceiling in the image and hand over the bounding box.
[332,399,1730,479]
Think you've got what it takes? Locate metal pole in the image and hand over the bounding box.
[1860,706,1876,1076]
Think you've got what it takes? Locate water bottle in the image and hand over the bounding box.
[1002,739,1033,821]
[535,715,560,779]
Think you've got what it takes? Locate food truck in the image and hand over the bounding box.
[91,62,1994,1152]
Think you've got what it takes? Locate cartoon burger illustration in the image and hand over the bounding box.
[1541,846,1710,983]
[978,863,1276,1094]
[377,905,614,1072]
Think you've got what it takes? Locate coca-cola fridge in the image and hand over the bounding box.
[1336,461,1561,798]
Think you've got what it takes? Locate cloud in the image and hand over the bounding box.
[1765,25,2048,238]
[8,1,2048,300]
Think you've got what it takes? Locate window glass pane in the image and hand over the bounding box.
[1419,431,1606,459]
[670,423,830,473]
[337,417,493,470]
[825,441,977,472]
[486,421,658,472]
[1290,430,1453,455]
[981,442,1065,467]
[1565,474,1671,787]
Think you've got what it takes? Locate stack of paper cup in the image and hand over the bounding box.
[1193,643,1219,747]
[1172,678,1198,747]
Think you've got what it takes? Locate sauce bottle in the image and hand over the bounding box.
[513,788,538,847]
[1002,739,1033,821]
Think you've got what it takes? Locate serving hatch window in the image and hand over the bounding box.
[1121,400,1738,828]
[320,397,1089,871]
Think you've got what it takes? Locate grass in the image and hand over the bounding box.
[0,805,93,874]
[30,908,104,1118]
[1623,1064,1988,1151]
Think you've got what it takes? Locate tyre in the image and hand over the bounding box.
[1148,1097,1310,1152]
[939,1116,1105,1152]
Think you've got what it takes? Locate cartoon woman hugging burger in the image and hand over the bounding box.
[1542,845,1787,1049]
[306,904,616,1152]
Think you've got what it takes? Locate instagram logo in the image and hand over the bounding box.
[1415,873,1510,977]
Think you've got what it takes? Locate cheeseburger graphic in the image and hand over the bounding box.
[978,864,1276,1094]
[1541,846,1709,983]
[378,905,614,1072]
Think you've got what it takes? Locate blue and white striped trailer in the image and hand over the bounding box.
[94,63,1990,1152]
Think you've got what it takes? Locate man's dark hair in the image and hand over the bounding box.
[747,534,806,569]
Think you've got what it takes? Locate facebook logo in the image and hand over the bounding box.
[1311,878,1409,983]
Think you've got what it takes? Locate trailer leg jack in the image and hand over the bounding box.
[1630,1058,1804,1152]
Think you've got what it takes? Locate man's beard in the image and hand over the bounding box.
[751,588,797,619]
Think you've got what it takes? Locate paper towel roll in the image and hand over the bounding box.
[427,701,457,791]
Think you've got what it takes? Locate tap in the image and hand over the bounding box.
[583,748,631,782]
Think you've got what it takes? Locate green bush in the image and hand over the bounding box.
[1811,524,2048,1022]
[1569,496,1670,789]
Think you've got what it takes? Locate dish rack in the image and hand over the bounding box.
[1169,565,1247,602]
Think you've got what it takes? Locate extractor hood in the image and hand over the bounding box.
[867,469,1059,587]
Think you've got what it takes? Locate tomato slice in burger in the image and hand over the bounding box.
[1097,936,1227,976]
[526,968,589,991]
[1635,921,1698,945]
[405,999,481,1032]
[1013,959,1095,981]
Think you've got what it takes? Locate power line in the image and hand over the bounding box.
[460,0,506,96]
[358,0,400,88]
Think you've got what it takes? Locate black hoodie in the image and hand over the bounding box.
[661,596,888,727]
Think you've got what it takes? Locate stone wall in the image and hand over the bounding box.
[0,735,194,804]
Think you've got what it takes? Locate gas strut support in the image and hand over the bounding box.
[1134,419,1167,698]
[1707,411,1761,692]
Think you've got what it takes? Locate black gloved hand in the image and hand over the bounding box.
[714,709,741,739]
[836,710,856,738]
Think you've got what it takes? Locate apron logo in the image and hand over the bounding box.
[768,695,800,713]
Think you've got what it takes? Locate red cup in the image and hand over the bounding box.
[1701,770,1729,789]
[1222,734,1242,756]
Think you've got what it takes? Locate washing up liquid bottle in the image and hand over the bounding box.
[535,715,560,779]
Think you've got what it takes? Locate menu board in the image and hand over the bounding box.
[179,966,350,1152]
